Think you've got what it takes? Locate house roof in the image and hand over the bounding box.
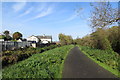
[36,35,52,39]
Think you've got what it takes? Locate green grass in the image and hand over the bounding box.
[2,45,74,78]
[78,45,120,77]
[1,44,59,67]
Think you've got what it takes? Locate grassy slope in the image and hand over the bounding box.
[2,45,74,78]
[79,46,120,77]
[1,45,58,68]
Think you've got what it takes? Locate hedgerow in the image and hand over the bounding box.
[1,44,59,67]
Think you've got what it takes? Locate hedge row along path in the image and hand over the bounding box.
[62,46,117,78]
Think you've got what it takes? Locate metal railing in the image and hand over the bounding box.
[0,41,32,52]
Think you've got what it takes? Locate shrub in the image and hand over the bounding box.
[1,44,59,68]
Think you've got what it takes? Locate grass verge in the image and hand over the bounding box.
[78,46,120,78]
[2,45,74,78]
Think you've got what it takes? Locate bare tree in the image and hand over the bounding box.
[90,2,119,30]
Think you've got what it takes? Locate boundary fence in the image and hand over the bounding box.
[0,41,31,52]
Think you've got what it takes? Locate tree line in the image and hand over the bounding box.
[74,26,120,53]
[59,26,120,54]
[0,30,23,41]
[59,2,120,54]
[58,33,73,45]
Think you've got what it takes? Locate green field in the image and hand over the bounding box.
[79,46,120,77]
[2,45,74,78]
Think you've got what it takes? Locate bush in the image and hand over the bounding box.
[1,44,59,68]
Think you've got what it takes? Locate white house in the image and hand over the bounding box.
[27,35,40,43]
[27,35,52,44]
[36,35,52,44]
[17,39,23,42]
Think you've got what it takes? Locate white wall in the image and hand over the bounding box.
[27,36,39,43]
[41,39,52,44]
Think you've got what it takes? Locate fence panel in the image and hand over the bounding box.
[0,41,31,52]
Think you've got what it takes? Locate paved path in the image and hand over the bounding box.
[62,46,117,78]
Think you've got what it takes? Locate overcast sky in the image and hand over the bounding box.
[1,2,118,41]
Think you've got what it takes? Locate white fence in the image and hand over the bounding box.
[0,41,32,52]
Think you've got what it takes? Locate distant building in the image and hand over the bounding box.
[17,39,23,42]
[27,34,52,44]
[27,35,40,43]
